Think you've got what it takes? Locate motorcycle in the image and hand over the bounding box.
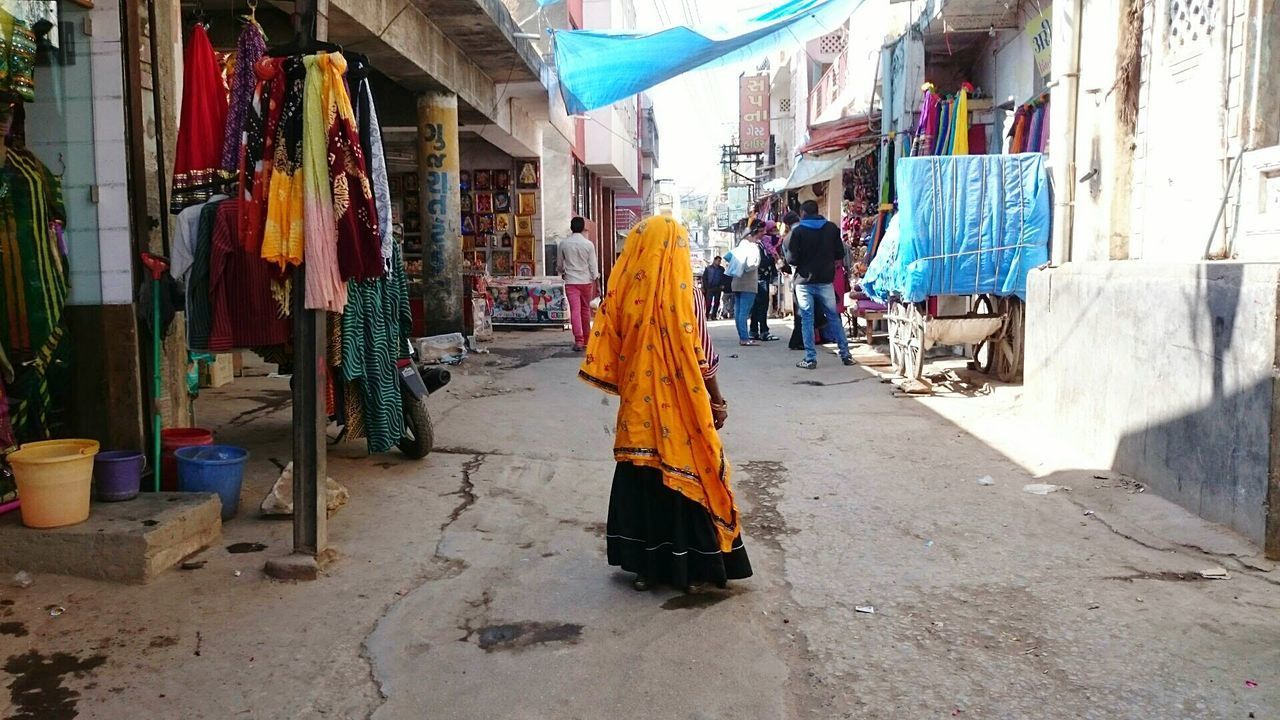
[394,340,451,459]
[320,340,450,459]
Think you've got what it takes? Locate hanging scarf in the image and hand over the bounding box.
[171,24,228,213]
[952,88,970,155]
[261,56,306,269]
[579,216,741,553]
[239,56,281,252]
[301,53,346,311]
[347,54,395,265]
[1037,98,1051,153]
[934,99,951,156]
[1009,106,1030,153]
[221,20,266,179]
[319,52,383,281]
[340,243,411,453]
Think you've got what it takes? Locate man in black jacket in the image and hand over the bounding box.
[787,200,853,369]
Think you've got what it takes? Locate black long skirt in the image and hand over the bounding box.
[606,462,753,589]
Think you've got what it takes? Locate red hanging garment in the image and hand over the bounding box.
[171,24,229,214]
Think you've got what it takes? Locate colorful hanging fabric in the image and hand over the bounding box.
[186,198,228,351]
[0,147,68,440]
[1028,102,1046,153]
[1037,98,1050,153]
[340,243,411,453]
[347,54,394,265]
[301,53,346,311]
[171,24,229,214]
[221,19,267,181]
[261,56,306,268]
[208,199,290,350]
[1009,106,1030,153]
[239,57,276,252]
[912,85,940,157]
[952,88,970,155]
[934,99,951,156]
[319,52,383,282]
[0,9,36,103]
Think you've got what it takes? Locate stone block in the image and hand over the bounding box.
[0,493,221,584]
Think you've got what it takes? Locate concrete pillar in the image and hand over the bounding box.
[418,92,464,335]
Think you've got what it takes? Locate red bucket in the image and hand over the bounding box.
[160,428,214,491]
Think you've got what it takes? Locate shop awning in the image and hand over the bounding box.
[761,177,788,193]
[779,143,877,190]
[797,113,878,155]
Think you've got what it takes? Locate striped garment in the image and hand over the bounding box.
[692,289,719,379]
[300,54,346,311]
[0,147,69,440]
[207,200,290,350]
[186,199,226,351]
[340,243,411,453]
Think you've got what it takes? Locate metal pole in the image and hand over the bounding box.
[267,0,330,579]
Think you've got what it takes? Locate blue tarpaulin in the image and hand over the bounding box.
[863,153,1052,303]
[552,0,864,114]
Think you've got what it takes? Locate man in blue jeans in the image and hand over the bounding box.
[787,200,853,369]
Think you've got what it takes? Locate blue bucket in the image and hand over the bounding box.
[175,445,249,521]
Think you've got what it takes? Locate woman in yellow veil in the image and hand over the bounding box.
[580,216,752,592]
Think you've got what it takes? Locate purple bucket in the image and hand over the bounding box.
[93,450,145,502]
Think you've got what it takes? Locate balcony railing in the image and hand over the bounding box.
[807,48,848,128]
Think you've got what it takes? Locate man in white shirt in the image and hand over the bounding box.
[559,216,600,351]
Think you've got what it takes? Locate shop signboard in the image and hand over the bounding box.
[487,277,568,326]
[1025,8,1052,80]
[739,74,770,155]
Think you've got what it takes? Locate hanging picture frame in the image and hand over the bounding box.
[461,193,473,213]
[492,251,513,275]
[475,192,494,214]
[500,233,513,248]
[494,191,512,213]
[515,236,535,263]
[405,173,419,192]
[461,214,476,236]
[474,169,492,191]
[494,169,512,189]
[515,215,534,236]
[459,170,472,192]
[389,176,404,194]
[477,215,495,234]
[515,262,535,277]
[494,213,513,234]
[516,160,540,188]
[517,191,537,216]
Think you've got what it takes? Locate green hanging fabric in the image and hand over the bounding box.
[340,245,411,453]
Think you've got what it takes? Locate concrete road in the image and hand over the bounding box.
[3,324,1279,720]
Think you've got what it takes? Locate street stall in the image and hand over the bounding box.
[485,276,569,328]
[863,152,1051,382]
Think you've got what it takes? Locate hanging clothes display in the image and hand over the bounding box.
[339,244,411,453]
[261,56,306,268]
[222,17,267,182]
[0,140,69,441]
[301,54,346,311]
[319,52,383,282]
[1005,95,1050,154]
[0,8,37,103]
[171,23,229,213]
[208,199,290,350]
[346,54,394,265]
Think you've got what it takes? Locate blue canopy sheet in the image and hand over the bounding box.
[553,0,865,114]
[863,153,1051,304]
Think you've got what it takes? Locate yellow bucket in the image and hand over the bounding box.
[9,439,100,528]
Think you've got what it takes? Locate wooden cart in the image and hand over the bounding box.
[887,293,1025,382]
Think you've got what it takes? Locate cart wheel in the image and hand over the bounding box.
[995,297,1025,383]
[904,303,926,380]
[969,294,997,375]
[887,301,904,375]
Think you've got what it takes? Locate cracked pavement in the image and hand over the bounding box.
[3,326,1279,719]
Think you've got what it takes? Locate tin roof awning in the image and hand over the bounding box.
[797,113,878,156]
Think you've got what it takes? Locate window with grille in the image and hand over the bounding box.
[1168,0,1216,49]
[818,30,847,56]
[779,98,792,114]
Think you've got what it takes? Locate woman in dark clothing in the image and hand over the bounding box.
[580,216,752,592]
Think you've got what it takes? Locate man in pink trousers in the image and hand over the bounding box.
[560,216,599,351]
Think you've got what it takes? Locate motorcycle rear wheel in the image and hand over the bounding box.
[399,394,435,459]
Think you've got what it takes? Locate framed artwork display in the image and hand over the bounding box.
[475,192,493,214]
[477,215,495,233]
[459,170,472,192]
[515,236,535,263]
[405,173,419,192]
[492,251,513,275]
[515,215,534,236]
[494,214,512,234]
[515,263,535,277]
[500,233,513,248]
[460,214,476,236]
[494,191,511,213]
[494,169,512,189]
[389,176,403,194]
[473,170,492,191]
[516,160,540,188]
[460,193,473,213]
[517,191,537,216]
[404,195,419,213]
